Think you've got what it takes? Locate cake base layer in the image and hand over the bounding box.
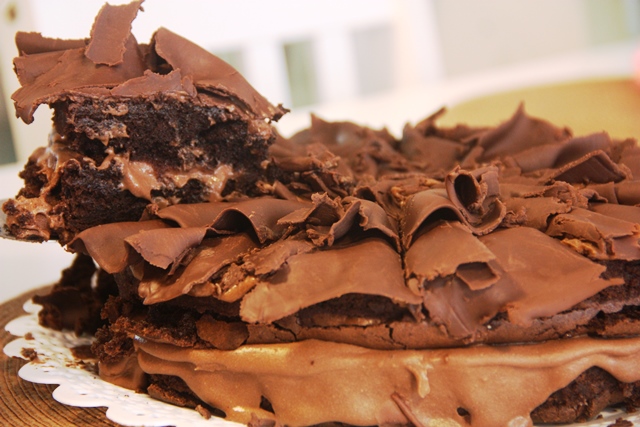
[125,336,640,427]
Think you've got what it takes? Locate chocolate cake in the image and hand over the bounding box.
[2,0,286,245]
[5,2,640,427]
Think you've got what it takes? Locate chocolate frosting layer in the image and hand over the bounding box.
[134,336,640,427]
[85,0,142,66]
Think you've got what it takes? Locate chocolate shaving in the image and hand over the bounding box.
[85,0,143,65]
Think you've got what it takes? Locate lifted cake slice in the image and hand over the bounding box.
[3,0,286,244]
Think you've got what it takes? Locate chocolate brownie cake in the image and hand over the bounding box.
[5,2,640,427]
[2,0,285,244]
[39,106,640,427]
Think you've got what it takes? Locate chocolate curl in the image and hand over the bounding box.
[152,27,285,121]
[420,274,521,339]
[615,180,640,205]
[404,220,511,339]
[618,142,640,178]
[85,0,143,65]
[125,226,207,269]
[400,123,468,177]
[15,32,86,56]
[11,1,285,124]
[401,188,462,250]
[138,233,258,305]
[590,203,640,224]
[502,196,571,231]
[242,237,315,277]
[155,202,234,227]
[157,198,311,243]
[392,166,505,247]
[480,227,623,327]
[445,166,506,236]
[111,69,197,97]
[549,150,630,184]
[278,194,400,249]
[68,220,168,273]
[270,140,341,172]
[13,50,68,86]
[511,132,611,174]
[12,35,146,124]
[470,103,571,163]
[240,238,422,324]
[405,221,498,290]
[546,207,640,261]
[303,115,404,177]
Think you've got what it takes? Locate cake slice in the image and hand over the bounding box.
[2,0,285,245]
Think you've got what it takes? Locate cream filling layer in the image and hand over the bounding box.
[132,336,640,427]
[33,136,235,205]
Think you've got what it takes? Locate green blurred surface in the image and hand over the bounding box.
[443,77,640,140]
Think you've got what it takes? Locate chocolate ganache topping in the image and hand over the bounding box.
[67,103,640,426]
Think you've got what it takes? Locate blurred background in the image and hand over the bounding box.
[0,0,639,165]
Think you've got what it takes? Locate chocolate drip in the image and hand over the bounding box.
[134,336,640,427]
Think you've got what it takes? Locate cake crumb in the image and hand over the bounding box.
[20,348,38,361]
[24,332,34,340]
[70,344,95,360]
[608,417,633,427]
[195,404,212,419]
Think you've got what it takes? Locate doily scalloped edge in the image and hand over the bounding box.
[3,300,242,427]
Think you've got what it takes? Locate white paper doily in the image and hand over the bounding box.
[3,300,242,427]
[3,300,640,427]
